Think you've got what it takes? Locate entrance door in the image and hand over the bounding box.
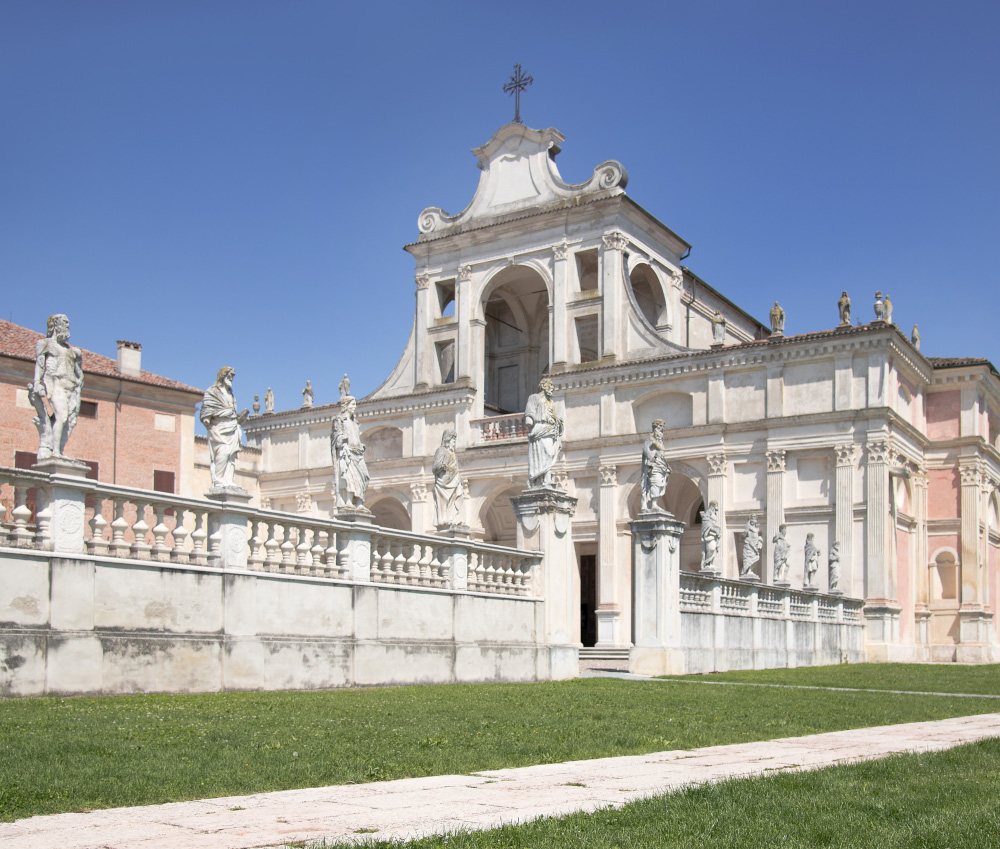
[579,554,597,647]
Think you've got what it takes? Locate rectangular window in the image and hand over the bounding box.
[153,470,175,493]
[575,249,599,292]
[575,315,599,363]
[14,451,38,469]
[79,401,98,419]
[435,340,456,384]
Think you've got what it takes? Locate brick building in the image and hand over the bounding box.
[0,319,202,495]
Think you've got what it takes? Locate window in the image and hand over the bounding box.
[79,401,98,419]
[436,340,456,384]
[14,451,37,470]
[574,316,599,363]
[153,470,175,494]
[575,250,599,292]
[436,279,456,318]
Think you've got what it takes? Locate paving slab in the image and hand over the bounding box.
[2,712,998,849]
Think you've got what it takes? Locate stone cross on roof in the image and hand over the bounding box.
[503,63,533,124]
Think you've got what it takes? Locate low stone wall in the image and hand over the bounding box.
[0,549,547,698]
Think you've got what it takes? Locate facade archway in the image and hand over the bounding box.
[480,483,521,546]
[370,496,411,531]
[481,265,550,414]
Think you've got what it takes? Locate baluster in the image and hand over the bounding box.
[430,545,445,587]
[34,501,51,549]
[109,499,130,558]
[310,530,325,576]
[473,551,486,590]
[279,525,295,571]
[190,511,209,565]
[171,510,190,564]
[503,557,516,592]
[379,537,394,581]
[324,530,340,578]
[10,486,34,547]
[417,541,432,585]
[296,526,312,572]
[131,504,151,560]
[264,523,282,572]
[150,503,171,561]
[392,540,407,582]
[207,513,223,565]
[88,505,109,556]
[370,536,385,581]
[405,542,421,583]
[247,520,266,570]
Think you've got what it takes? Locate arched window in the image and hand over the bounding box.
[628,264,667,329]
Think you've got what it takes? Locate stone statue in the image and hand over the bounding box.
[772,524,790,583]
[27,313,84,460]
[640,419,670,513]
[741,515,763,577]
[339,373,350,401]
[804,532,821,587]
[253,395,260,415]
[200,367,248,491]
[432,429,464,526]
[770,301,785,335]
[838,291,851,326]
[700,501,721,573]
[331,393,369,508]
[829,541,842,592]
[883,293,893,325]
[873,291,885,322]
[911,324,921,350]
[302,380,314,408]
[711,310,726,346]
[264,387,274,414]
[524,377,564,488]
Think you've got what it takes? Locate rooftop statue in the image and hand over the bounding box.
[432,429,465,527]
[883,293,893,325]
[302,380,314,408]
[200,366,248,492]
[331,390,369,509]
[28,313,84,461]
[711,311,726,346]
[838,291,851,326]
[525,377,564,489]
[911,324,921,350]
[770,301,785,335]
[264,387,274,414]
[640,419,670,513]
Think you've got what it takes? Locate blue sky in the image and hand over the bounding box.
[2,2,997,419]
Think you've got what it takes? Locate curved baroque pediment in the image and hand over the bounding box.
[418,123,627,236]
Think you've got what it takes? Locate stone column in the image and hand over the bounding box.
[706,454,728,576]
[512,488,579,679]
[765,449,786,585]
[911,466,930,650]
[595,464,622,647]
[456,264,474,383]
[33,457,93,554]
[205,488,252,571]
[409,481,429,535]
[958,459,990,658]
[414,273,431,389]
[862,438,900,657]
[600,232,627,362]
[833,444,856,594]
[551,241,569,368]
[468,318,486,418]
[629,511,686,675]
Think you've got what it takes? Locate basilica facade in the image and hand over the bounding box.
[245,122,1000,664]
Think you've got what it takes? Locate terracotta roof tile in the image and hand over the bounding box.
[0,319,202,395]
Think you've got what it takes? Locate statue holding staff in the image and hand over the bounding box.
[28,313,84,460]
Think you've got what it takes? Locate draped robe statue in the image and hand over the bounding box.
[200,366,248,490]
[432,429,464,526]
[524,378,563,489]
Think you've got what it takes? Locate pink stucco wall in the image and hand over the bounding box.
[928,468,960,519]
[926,390,961,440]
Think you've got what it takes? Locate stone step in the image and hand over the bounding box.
[580,647,630,661]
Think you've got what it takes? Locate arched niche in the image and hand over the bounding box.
[370,496,411,531]
[480,483,522,547]
[632,390,694,432]
[930,548,959,602]
[627,262,668,329]
[481,264,551,415]
[363,426,403,461]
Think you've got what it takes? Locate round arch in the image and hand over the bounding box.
[625,259,669,329]
[479,483,522,546]
[369,495,411,531]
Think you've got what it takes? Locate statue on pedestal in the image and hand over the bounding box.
[264,387,274,413]
[772,524,790,582]
[883,293,893,325]
[701,501,721,572]
[525,377,563,489]
[911,325,921,350]
[804,532,821,587]
[711,311,726,346]
[741,515,763,577]
[770,301,785,335]
[829,541,842,592]
[331,391,369,508]
[302,380,314,408]
[432,429,465,526]
[838,291,851,326]
[28,313,84,460]
[200,367,248,491]
[640,419,670,513]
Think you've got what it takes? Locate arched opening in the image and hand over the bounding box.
[628,263,667,329]
[370,496,411,531]
[480,484,521,547]
[482,266,550,415]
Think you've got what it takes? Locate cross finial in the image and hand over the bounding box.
[502,63,533,124]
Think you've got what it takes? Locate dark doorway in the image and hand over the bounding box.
[579,554,597,647]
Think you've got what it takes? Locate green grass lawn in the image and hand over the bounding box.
[2,672,999,822]
[664,662,1000,695]
[316,738,1000,849]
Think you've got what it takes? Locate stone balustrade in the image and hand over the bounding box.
[678,572,862,623]
[471,413,529,443]
[0,465,539,598]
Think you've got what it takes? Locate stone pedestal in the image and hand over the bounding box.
[205,487,252,571]
[437,523,471,591]
[33,457,94,554]
[957,606,993,663]
[863,601,903,661]
[512,487,579,680]
[335,506,374,582]
[629,511,686,676]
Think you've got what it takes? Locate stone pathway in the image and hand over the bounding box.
[3,713,999,849]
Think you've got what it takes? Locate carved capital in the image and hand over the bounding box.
[458,265,473,282]
[415,273,431,291]
[599,464,617,486]
[833,444,857,467]
[602,231,628,252]
[410,481,428,502]
[765,450,786,473]
[670,269,684,289]
[552,241,569,261]
[295,493,312,513]
[260,497,272,510]
[706,454,727,476]
[865,440,891,465]
[552,467,570,490]
[959,462,983,488]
